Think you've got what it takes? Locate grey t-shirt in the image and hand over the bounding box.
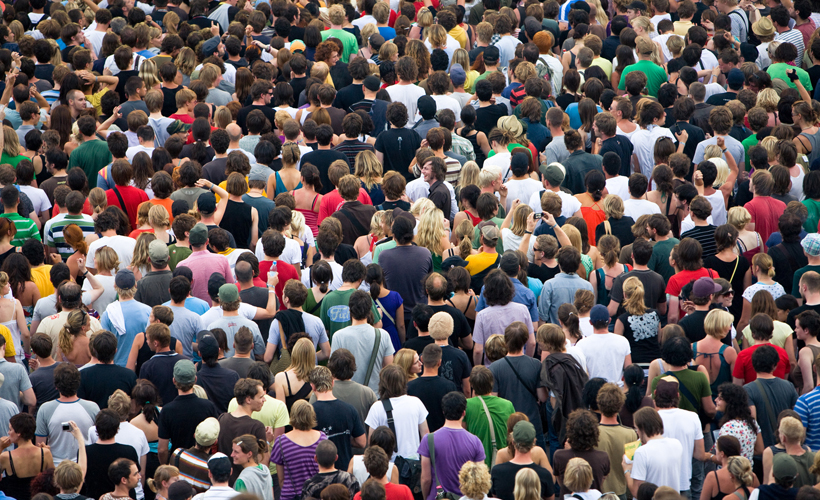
[206,315,265,359]
[168,305,204,358]
[31,294,58,325]
[309,379,377,425]
[489,355,544,432]
[609,269,668,316]
[330,324,396,393]
[0,359,32,409]
[0,398,18,437]
[744,377,798,447]
[378,245,433,317]
[218,357,255,378]
[36,398,100,466]
[29,363,59,414]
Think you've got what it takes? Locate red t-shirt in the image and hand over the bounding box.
[259,259,299,311]
[128,228,154,239]
[732,342,791,382]
[746,196,787,246]
[170,113,194,124]
[354,483,414,500]
[318,188,372,224]
[665,268,717,318]
[106,185,149,231]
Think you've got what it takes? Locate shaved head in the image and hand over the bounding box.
[226,123,242,142]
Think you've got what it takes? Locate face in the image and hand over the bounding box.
[137,84,147,98]
[265,88,274,104]
[2,283,9,296]
[250,385,265,412]
[411,353,422,374]
[715,392,726,412]
[330,51,339,66]
[231,443,252,465]
[626,9,638,19]
[127,465,141,489]
[718,60,734,74]
[421,161,434,183]
[796,320,809,340]
[186,98,197,112]
[7,424,18,444]
[717,291,733,307]
[70,94,87,111]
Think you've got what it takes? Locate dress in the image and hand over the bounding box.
[0,448,45,500]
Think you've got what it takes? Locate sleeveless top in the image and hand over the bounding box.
[567,50,577,70]
[447,296,475,330]
[580,202,606,245]
[296,195,321,237]
[693,342,733,394]
[792,344,820,392]
[219,200,253,249]
[0,448,45,500]
[1,300,22,364]
[736,233,762,262]
[284,372,312,413]
[458,129,486,167]
[35,155,51,186]
[462,210,482,227]
[798,129,820,167]
[595,265,629,306]
[275,172,303,197]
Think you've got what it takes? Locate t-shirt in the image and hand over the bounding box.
[330,324,395,392]
[733,343,791,382]
[474,303,534,365]
[575,333,631,385]
[666,268,717,318]
[553,449,610,497]
[618,60,669,97]
[489,462,555,500]
[417,427,485,500]
[379,245,434,317]
[82,443,140,500]
[489,356,543,432]
[744,377,798,447]
[463,395,516,468]
[630,437,683,491]
[596,424,638,496]
[197,364,240,413]
[407,376,457,432]
[438,345,471,390]
[0,213,40,247]
[648,238,679,282]
[365,395,428,459]
[746,196,787,244]
[29,363,59,414]
[609,269,667,316]
[36,398,100,466]
[0,359,31,409]
[321,290,382,341]
[679,310,709,343]
[650,368,712,414]
[87,235,136,271]
[216,413,266,478]
[658,408,703,492]
[77,364,137,409]
[681,225,718,259]
[352,483,414,500]
[313,399,365,471]
[616,310,661,363]
[205,315,265,359]
[157,394,220,451]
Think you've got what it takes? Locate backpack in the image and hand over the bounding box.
[537,57,553,83]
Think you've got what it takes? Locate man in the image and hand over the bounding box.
[165,276,205,359]
[301,440,361,499]
[205,284,265,360]
[624,407,683,495]
[124,126,155,162]
[733,313,791,384]
[0,335,34,411]
[771,6,804,66]
[420,157,452,219]
[386,57,427,127]
[408,273,473,354]
[318,162,374,224]
[379,216,434,322]
[489,421,555,500]
[354,447,414,500]
[419,391,485,500]
[544,107,569,166]
[503,154,541,214]
[561,130,603,195]
[46,191,95,260]
[693,107,746,166]
[333,56,368,112]
[795,331,820,450]
[539,246,594,325]
[618,37,668,97]
[236,80,276,134]
[29,333,59,413]
[191,454,239,500]
[218,328,255,378]
[529,164,582,220]
[139,323,188,405]
[86,210,137,272]
[330,291,394,392]
[623,174,661,221]
[171,417,217,493]
[595,112,634,178]
[425,301,471,394]
[646,213,679,282]
[101,459,142,500]
[99,269,151,367]
[216,377,267,477]
[608,239,667,317]
[309,365,366,471]
[464,366,515,468]
[264,279,330,364]
[320,5,357,62]
[195,334,240,413]
[157,360,220,464]
[408,341,458,432]
[707,68,745,106]
[745,345,799,447]
[36,363,100,466]
[333,115,375,169]
[595,384,639,498]
[374,102,423,183]
[68,116,112,189]
[0,186,39,246]
[320,260,383,338]
[177,223,235,304]
[331,175,377,246]
[83,410,142,500]
[576,305,632,384]
[309,349,377,427]
[743,170,788,245]
[349,76,388,137]
[133,240,173,307]
[78,331,138,409]
[679,277,726,343]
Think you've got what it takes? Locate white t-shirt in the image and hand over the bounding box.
[623,198,662,222]
[504,178,543,214]
[352,14,376,29]
[386,84,426,128]
[255,236,302,269]
[104,53,144,75]
[680,214,714,234]
[632,126,675,180]
[630,437,684,492]
[19,185,51,215]
[605,176,630,202]
[87,235,136,271]
[126,145,155,163]
[364,394,428,459]
[301,259,343,291]
[575,333,631,385]
[84,28,106,57]
[429,95,462,123]
[82,274,118,315]
[658,408,703,492]
[704,191,728,226]
[484,153,514,184]
[199,303,257,327]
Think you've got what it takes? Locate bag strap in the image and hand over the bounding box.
[503,357,538,400]
[754,378,778,436]
[364,327,381,388]
[381,398,398,453]
[729,257,740,283]
[278,319,288,356]
[478,396,497,467]
[375,298,395,325]
[112,185,129,220]
[664,370,700,412]
[338,206,369,236]
[428,433,438,492]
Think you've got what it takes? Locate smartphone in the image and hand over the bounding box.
[62,422,70,432]
[533,213,542,219]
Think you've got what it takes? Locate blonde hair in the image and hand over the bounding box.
[728,206,751,231]
[136,202,151,227]
[147,466,180,494]
[54,460,84,493]
[602,194,624,219]
[704,308,733,339]
[89,188,107,214]
[291,210,308,240]
[478,165,502,189]
[711,158,729,188]
[139,58,160,89]
[95,246,120,274]
[289,399,317,430]
[779,416,805,443]
[536,323,567,353]
[597,234,620,268]
[379,42,398,62]
[563,458,593,493]
[757,88,779,112]
[760,136,779,161]
[726,456,755,488]
[459,161,480,188]
[459,462,492,500]
[148,205,170,229]
[427,24,447,48]
[130,232,157,275]
[453,218,475,259]
[3,126,19,157]
[703,144,723,161]
[587,0,609,26]
[282,142,301,166]
[631,17,656,33]
[417,208,446,256]
[58,309,88,356]
[175,47,197,76]
[513,468,541,500]
[752,253,775,278]
[562,224,583,253]
[287,337,316,382]
[361,23,379,45]
[214,106,233,129]
[163,11,179,34]
[355,150,383,190]
[510,204,533,236]
[411,197,435,217]
[416,8,434,38]
[451,48,470,75]
[394,348,419,381]
[622,277,647,316]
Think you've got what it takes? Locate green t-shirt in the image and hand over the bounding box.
[168,244,192,271]
[647,237,679,282]
[464,395,516,468]
[651,368,711,413]
[0,213,39,247]
[804,199,820,234]
[767,63,814,91]
[1,153,28,168]
[372,239,397,264]
[471,216,505,254]
[618,60,669,97]
[320,28,358,63]
[742,134,759,171]
[320,288,382,340]
[68,139,112,190]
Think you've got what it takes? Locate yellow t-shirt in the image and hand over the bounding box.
[31,265,54,298]
[742,320,793,349]
[0,325,15,358]
[227,394,290,474]
[465,251,500,276]
[88,88,110,117]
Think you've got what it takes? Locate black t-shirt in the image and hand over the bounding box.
[609,269,667,317]
[556,93,578,111]
[404,335,435,355]
[374,128,423,182]
[527,262,559,283]
[139,351,187,406]
[334,244,358,265]
[679,310,709,343]
[82,443,140,500]
[595,217,636,248]
[617,309,661,363]
[439,345,471,390]
[237,104,278,135]
[407,376,457,432]
[681,225,718,259]
[490,462,555,500]
[114,69,140,102]
[704,254,750,324]
[599,135,634,177]
[161,86,182,117]
[240,286,273,342]
[333,84,364,113]
[29,364,59,414]
[301,149,351,194]
[475,104,508,136]
[77,364,137,409]
[196,364,240,413]
[312,399,365,471]
[157,393,220,451]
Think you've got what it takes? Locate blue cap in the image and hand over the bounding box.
[590,304,610,323]
[727,68,745,90]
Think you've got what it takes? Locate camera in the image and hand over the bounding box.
[533,213,542,219]
[62,422,70,432]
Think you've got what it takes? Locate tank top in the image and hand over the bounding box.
[580,202,606,245]
[459,129,486,167]
[693,342,732,394]
[462,210,482,226]
[798,129,820,167]
[792,344,820,392]
[1,300,22,364]
[284,372,312,413]
[219,200,253,249]
[594,265,628,306]
[0,448,45,500]
[296,195,321,237]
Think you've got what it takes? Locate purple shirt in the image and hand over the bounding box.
[176,250,235,305]
[473,302,534,366]
[418,427,485,500]
[270,431,328,500]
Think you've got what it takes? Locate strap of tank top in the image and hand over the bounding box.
[285,372,293,396]
[311,195,319,210]
[39,447,44,472]
[7,451,15,475]
[797,133,812,153]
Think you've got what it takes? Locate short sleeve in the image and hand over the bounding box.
[268,320,280,346]
[380,329,395,357]
[630,448,649,482]
[17,366,31,392]
[35,404,49,436]
[364,401,384,430]
[414,397,429,424]
[417,433,430,458]
[270,435,285,465]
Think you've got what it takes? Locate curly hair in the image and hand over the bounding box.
[565,409,599,451]
[717,382,758,435]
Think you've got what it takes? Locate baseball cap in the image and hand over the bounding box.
[188,222,209,246]
[197,192,217,215]
[363,75,381,92]
[572,1,590,12]
[803,233,820,257]
[199,334,219,359]
[510,152,529,173]
[589,304,610,323]
[207,453,233,477]
[654,376,679,402]
[369,33,385,49]
[194,417,220,447]
[208,272,227,300]
[772,453,798,481]
[539,163,565,186]
[627,0,647,10]
[173,359,197,385]
[168,481,194,500]
[512,420,536,445]
[481,225,500,244]
[417,96,437,120]
[115,269,136,289]
[692,277,722,298]
[499,251,520,275]
[218,283,239,303]
[727,68,745,90]
[201,36,221,58]
[148,239,169,267]
[483,46,500,65]
[248,168,269,183]
[450,63,466,87]
[171,199,189,218]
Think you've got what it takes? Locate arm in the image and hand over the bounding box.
[614,319,624,335]
[716,136,738,205]
[754,431,764,456]
[253,274,279,320]
[250,208,259,249]
[0,71,15,107]
[273,373,287,405]
[473,343,483,366]
[738,299,751,335]
[16,301,29,354]
[787,69,812,104]
[264,340,277,364]
[158,439,170,465]
[420,456,432,500]
[500,199,519,229]
[317,341,330,362]
[352,431,366,449]
[799,347,814,395]
[96,106,122,135]
[382,354,393,366]
[395,307,406,345]
[702,394,716,418]
[79,258,104,305]
[607,299,620,317]
[668,296,680,324]
[69,421,87,477]
[21,388,35,407]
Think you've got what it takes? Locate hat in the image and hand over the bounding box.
[654,375,680,402]
[692,277,722,298]
[115,269,136,289]
[499,251,521,275]
[197,192,217,216]
[483,46,499,65]
[803,233,820,257]
[727,68,745,90]
[739,43,759,68]
[392,207,416,223]
[428,311,454,339]
[194,417,220,447]
[417,96,437,120]
[208,272,227,300]
[201,36,221,57]
[199,334,219,359]
[752,17,775,37]
[539,163,565,186]
[512,420,536,445]
[369,33,385,49]
[188,222,209,246]
[572,1,590,12]
[497,115,523,138]
[481,225,499,244]
[627,0,647,10]
[363,75,381,92]
[450,63,466,86]
[248,167,269,183]
[772,453,798,481]
[168,480,195,500]
[207,453,233,477]
[510,152,529,172]
[148,239,169,267]
[218,283,239,303]
[173,359,197,385]
[171,199,189,218]
[589,304,610,323]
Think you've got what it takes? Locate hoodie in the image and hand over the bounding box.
[449,25,468,50]
[235,464,273,500]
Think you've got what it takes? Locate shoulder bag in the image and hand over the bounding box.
[375,298,395,326]
[383,398,423,500]
[364,327,382,387]
[664,370,711,428]
[478,396,498,467]
[503,357,538,400]
[112,185,129,221]
[428,433,460,500]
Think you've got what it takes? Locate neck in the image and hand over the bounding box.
[756,371,776,379]
[315,390,335,401]
[694,304,710,311]
[233,404,254,417]
[351,318,370,326]
[113,486,131,497]
[421,367,439,377]
[510,451,532,464]
[443,419,463,429]
[234,351,251,359]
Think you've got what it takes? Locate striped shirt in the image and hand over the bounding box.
[450,133,476,162]
[172,447,211,493]
[47,214,96,260]
[270,431,327,500]
[795,386,820,450]
[774,28,805,66]
[680,224,718,259]
[0,213,39,247]
[333,140,375,170]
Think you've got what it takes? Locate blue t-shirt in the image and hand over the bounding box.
[100,300,151,367]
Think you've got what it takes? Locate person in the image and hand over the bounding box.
[700,436,759,500]
[215,375,267,480]
[407,342,457,432]
[101,458,142,500]
[754,453,800,500]
[270,401,327,500]
[77,331,137,409]
[379,213,434,322]
[613,277,661,364]
[300,440,361,499]
[576,305,632,384]
[352,446,413,500]
[0,413,59,500]
[99,269,151,366]
[28,333,59,413]
[463,366,515,469]
[693,308,737,395]
[138,323,189,405]
[176,222,235,305]
[82,409,141,500]
[714,383,763,463]
[649,335,716,419]
[623,407,683,495]
[733,313,791,384]
[146,466,180,500]
[594,383,638,499]
[740,254,786,332]
[680,276,727,344]
[488,421,555,500]
[230,434,272,500]
[308,366,366,471]
[365,364,429,460]
[204,283,266,361]
[538,245,594,326]
[170,417,219,494]
[744,345,799,448]
[190,453,239,500]
[761,417,816,488]
[552,410,610,497]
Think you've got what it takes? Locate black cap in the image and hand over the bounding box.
[207,272,226,300]
[171,199,190,218]
[197,192,216,214]
[363,75,381,92]
[483,46,500,64]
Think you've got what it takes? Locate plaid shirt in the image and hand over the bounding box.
[450,132,476,162]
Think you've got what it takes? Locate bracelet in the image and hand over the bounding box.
[82,270,89,277]
[209,184,215,192]
[722,148,728,153]
[267,284,276,289]
[524,230,533,234]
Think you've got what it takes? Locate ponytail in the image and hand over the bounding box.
[752,253,775,278]
[623,364,645,413]
[454,218,474,260]
[557,303,582,343]
[366,263,384,302]
[622,277,647,316]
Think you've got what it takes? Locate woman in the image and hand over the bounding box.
[705,225,752,325]
[666,239,718,323]
[131,152,155,199]
[458,461,493,500]
[513,468,541,500]
[293,164,323,238]
[756,88,780,127]
[740,291,795,360]
[739,254,786,332]
[416,208,451,272]
[645,326,713,396]
[233,68,253,104]
[348,426,399,484]
[693,309,737,395]
[273,337,315,412]
[715,383,763,462]
[55,309,92,367]
[174,47,197,87]
[1,128,27,168]
[563,457,601,500]
[232,435,272,500]
[589,234,629,307]
[366,263,404,352]
[501,203,534,255]
[621,364,654,428]
[106,160,150,230]
[355,213,385,265]
[130,380,162,487]
[270,401,326,500]
[595,196,635,251]
[495,413,552,470]
[268,143,303,198]
[82,246,119,314]
[274,82,298,119]
[129,204,154,239]
[538,322,587,381]
[558,303,584,346]
[304,260,332,317]
[356,151,384,207]
[129,233,158,281]
[701,436,759,500]
[0,259,37,339]
[793,310,820,395]
[724,209,762,264]
[147,466,179,500]
[452,185,482,233]
[148,205,175,245]
[761,416,816,488]
[62,224,88,281]
[574,170,607,246]
[614,277,661,363]
[0,414,59,500]
[565,217,601,276]
[394,348,421,381]
[802,171,820,233]
[457,106,490,168]
[446,267,477,330]
[0,219,14,268]
[611,46,635,94]
[217,173,259,250]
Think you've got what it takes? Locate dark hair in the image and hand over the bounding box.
[717,383,758,434]
[9,413,36,442]
[661,336,693,366]
[565,409,599,451]
[751,344,780,374]
[483,269,514,306]
[582,378,607,411]
[441,392,467,421]
[54,362,81,396]
[623,364,645,413]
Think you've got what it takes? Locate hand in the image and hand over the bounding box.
[29,357,39,371]
[76,257,86,274]
[675,129,688,144]
[419,139,428,149]
[716,136,725,149]
[245,24,253,36]
[682,299,696,315]
[0,437,10,450]
[265,426,274,442]
[498,184,508,197]
[112,105,122,120]
[210,21,220,37]
[526,213,537,233]
[595,137,602,150]
[243,0,254,11]
[787,68,800,82]
[738,170,750,184]
[68,421,83,442]
[267,270,279,288]
[5,71,15,87]
[544,211,557,227]
[694,170,704,186]
[701,19,714,30]
[49,253,62,265]
[511,198,521,211]
[145,14,152,23]
[621,455,630,471]
[539,152,546,164]
[195,179,213,189]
